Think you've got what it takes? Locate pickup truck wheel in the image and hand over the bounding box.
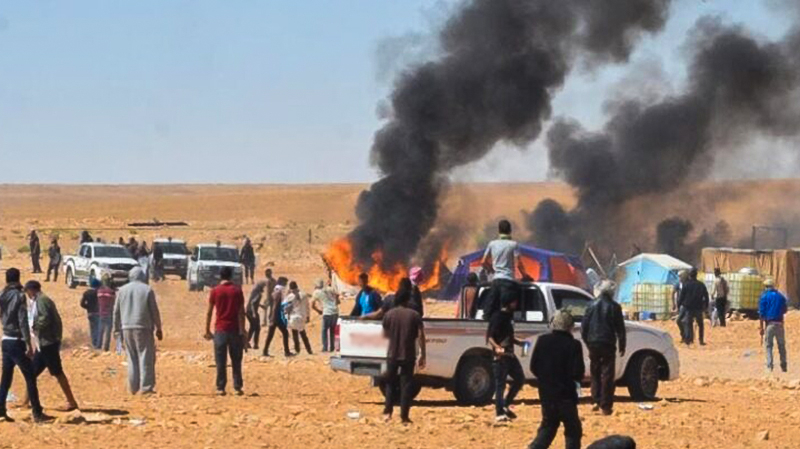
[454,357,494,405]
[379,379,422,403]
[626,353,660,401]
[187,278,197,292]
[66,268,78,289]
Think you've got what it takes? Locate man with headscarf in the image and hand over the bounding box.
[114,267,163,394]
[28,230,42,274]
[759,278,788,373]
[581,280,626,416]
[529,310,585,449]
[677,268,709,346]
[408,267,425,317]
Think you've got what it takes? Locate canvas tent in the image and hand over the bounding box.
[439,245,589,301]
[700,248,800,307]
[615,253,692,305]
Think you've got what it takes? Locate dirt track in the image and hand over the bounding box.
[0,184,798,448]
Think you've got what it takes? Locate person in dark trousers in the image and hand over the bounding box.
[97,276,117,351]
[262,277,292,358]
[0,268,49,423]
[152,243,164,282]
[29,230,42,274]
[677,268,709,346]
[481,220,527,322]
[246,271,272,350]
[711,268,729,327]
[284,281,313,355]
[673,270,689,344]
[382,282,426,424]
[487,293,525,422]
[312,279,340,353]
[351,273,383,318]
[45,238,62,283]
[759,278,788,373]
[80,278,102,349]
[21,281,79,412]
[581,280,626,416]
[586,436,637,449]
[240,238,256,284]
[529,310,585,449]
[204,267,247,396]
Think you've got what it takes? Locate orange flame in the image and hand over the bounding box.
[324,237,445,293]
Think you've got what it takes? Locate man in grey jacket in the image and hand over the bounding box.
[114,267,163,394]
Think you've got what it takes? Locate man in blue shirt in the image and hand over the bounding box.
[350,273,382,318]
[759,278,788,373]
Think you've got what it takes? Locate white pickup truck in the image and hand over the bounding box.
[186,243,244,291]
[331,282,679,405]
[63,243,140,288]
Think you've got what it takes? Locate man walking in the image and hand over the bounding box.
[677,268,709,346]
[673,270,689,343]
[487,294,525,423]
[0,268,48,423]
[262,277,291,358]
[204,267,246,396]
[114,267,163,394]
[481,220,527,321]
[240,238,256,284]
[581,280,626,416]
[22,281,79,412]
[45,238,61,283]
[29,230,42,274]
[382,284,425,424]
[711,268,729,327]
[529,310,585,449]
[759,278,788,373]
[258,268,277,328]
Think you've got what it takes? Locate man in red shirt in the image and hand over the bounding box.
[204,267,247,396]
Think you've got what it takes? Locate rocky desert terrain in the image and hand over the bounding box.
[0,183,798,448]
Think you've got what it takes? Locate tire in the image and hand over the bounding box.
[187,277,197,292]
[626,352,660,401]
[66,267,78,289]
[180,273,187,281]
[378,378,422,403]
[453,356,495,405]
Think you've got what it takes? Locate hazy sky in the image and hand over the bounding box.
[0,0,794,184]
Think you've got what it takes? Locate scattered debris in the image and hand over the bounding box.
[346,411,361,420]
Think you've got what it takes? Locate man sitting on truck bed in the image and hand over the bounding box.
[481,220,527,321]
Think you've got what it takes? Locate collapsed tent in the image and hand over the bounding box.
[615,253,692,308]
[439,245,589,301]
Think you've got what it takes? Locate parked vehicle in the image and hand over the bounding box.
[186,243,243,291]
[63,243,140,288]
[331,282,680,405]
[151,238,190,280]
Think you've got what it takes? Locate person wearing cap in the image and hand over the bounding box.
[80,278,102,349]
[21,280,79,412]
[581,280,626,416]
[311,279,340,353]
[0,268,48,423]
[759,278,788,373]
[529,310,585,449]
[677,268,709,346]
[487,292,525,423]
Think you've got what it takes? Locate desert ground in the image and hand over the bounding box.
[0,182,799,448]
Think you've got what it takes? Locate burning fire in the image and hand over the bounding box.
[324,237,445,293]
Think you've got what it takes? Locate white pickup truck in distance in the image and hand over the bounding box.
[63,243,140,288]
[331,282,680,405]
[186,243,244,291]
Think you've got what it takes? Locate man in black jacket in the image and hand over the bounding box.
[29,230,42,274]
[529,310,584,449]
[581,280,626,416]
[45,238,62,283]
[677,268,709,346]
[0,268,48,423]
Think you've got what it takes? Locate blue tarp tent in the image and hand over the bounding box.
[439,245,589,301]
[615,253,692,304]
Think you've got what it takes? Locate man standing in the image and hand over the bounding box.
[258,268,277,328]
[581,280,626,416]
[711,268,729,327]
[311,279,340,353]
[29,230,42,274]
[382,285,425,424]
[22,281,79,412]
[45,238,61,283]
[80,278,101,349]
[350,273,382,318]
[0,269,48,423]
[529,310,585,449]
[759,278,788,373]
[481,220,527,321]
[204,267,247,396]
[114,267,163,394]
[152,243,164,282]
[677,268,709,346]
[487,294,525,423]
[673,270,689,344]
[240,238,256,285]
[262,277,291,358]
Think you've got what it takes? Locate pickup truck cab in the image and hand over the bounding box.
[187,243,243,291]
[63,243,140,288]
[151,238,190,280]
[331,282,679,405]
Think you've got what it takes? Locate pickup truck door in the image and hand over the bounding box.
[548,287,597,379]
[513,287,550,378]
[76,245,92,278]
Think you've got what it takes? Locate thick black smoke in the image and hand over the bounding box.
[529,17,800,256]
[350,0,672,270]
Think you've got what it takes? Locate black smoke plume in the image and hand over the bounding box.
[529,17,800,256]
[349,0,673,270]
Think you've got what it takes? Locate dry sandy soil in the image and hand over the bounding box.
[0,183,798,448]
